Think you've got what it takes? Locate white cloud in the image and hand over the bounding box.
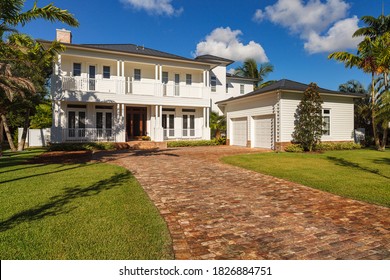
[120,0,183,16]
[304,16,361,53]
[254,0,359,53]
[195,27,269,63]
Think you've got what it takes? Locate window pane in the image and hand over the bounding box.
[162,114,167,129]
[103,66,110,79]
[68,112,76,129]
[78,112,85,129]
[169,114,174,128]
[162,72,168,84]
[134,69,141,81]
[73,63,81,76]
[186,74,192,85]
[96,112,103,129]
[323,116,330,135]
[240,84,244,94]
[211,76,216,92]
[183,115,188,129]
[106,112,112,129]
[190,115,195,129]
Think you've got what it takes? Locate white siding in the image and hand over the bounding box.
[226,93,278,143]
[280,92,355,142]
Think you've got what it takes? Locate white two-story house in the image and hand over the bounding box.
[45,29,255,143]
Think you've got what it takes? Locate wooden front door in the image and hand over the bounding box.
[126,107,147,140]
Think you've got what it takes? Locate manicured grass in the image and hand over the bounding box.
[222,149,390,207]
[0,149,173,259]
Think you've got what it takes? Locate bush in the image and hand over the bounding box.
[167,140,219,148]
[48,142,116,151]
[284,144,304,153]
[314,142,361,151]
[214,137,226,145]
[141,136,151,141]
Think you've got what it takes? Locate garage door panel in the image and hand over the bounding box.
[254,116,273,149]
[231,118,247,146]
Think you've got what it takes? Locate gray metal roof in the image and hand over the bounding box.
[195,54,235,66]
[217,79,365,104]
[81,43,194,61]
[226,73,258,81]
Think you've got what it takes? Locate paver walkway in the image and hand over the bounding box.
[96,146,390,260]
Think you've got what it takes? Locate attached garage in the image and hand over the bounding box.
[253,115,274,149]
[231,117,247,146]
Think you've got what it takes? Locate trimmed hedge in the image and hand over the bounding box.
[285,142,361,152]
[48,142,116,151]
[167,139,219,148]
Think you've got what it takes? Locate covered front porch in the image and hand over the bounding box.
[51,101,211,143]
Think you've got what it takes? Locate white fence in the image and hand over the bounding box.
[18,128,51,147]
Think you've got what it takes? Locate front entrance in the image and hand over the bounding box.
[126,107,147,140]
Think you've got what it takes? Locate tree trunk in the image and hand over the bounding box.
[380,126,388,151]
[371,73,380,149]
[1,114,16,152]
[0,118,3,157]
[18,108,30,151]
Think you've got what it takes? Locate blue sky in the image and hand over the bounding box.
[20,0,387,90]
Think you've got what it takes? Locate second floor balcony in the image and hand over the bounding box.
[60,76,208,99]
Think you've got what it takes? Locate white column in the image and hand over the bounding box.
[121,61,125,77]
[206,107,210,127]
[203,71,206,87]
[117,60,120,77]
[206,71,210,87]
[155,64,159,81]
[55,54,61,75]
[159,65,163,83]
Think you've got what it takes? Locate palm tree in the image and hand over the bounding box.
[0,0,78,154]
[234,58,274,89]
[338,80,367,94]
[0,0,79,39]
[353,15,390,39]
[210,111,226,139]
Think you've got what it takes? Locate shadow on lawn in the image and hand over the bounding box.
[327,156,390,179]
[0,172,132,232]
[373,157,390,166]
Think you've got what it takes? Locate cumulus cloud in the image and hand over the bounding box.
[195,27,269,63]
[304,16,361,53]
[120,0,183,16]
[255,0,360,53]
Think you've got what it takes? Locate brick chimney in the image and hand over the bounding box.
[56,29,72,43]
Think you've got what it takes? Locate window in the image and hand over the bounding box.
[67,110,85,138]
[134,69,141,81]
[175,74,180,96]
[162,72,168,84]
[240,84,245,94]
[73,63,81,76]
[162,113,175,138]
[186,74,192,85]
[211,76,216,92]
[103,66,110,79]
[226,83,229,93]
[322,109,331,135]
[183,114,195,137]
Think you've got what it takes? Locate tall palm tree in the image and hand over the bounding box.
[234,58,274,89]
[353,15,390,39]
[0,0,78,154]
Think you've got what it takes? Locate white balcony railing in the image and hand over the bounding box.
[62,128,116,142]
[61,76,206,99]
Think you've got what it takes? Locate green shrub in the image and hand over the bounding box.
[48,142,116,151]
[167,140,219,148]
[315,142,361,151]
[214,137,226,145]
[141,136,151,141]
[284,144,304,153]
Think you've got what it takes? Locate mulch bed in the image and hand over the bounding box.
[33,151,93,164]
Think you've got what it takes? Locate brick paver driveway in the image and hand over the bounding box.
[97,146,390,260]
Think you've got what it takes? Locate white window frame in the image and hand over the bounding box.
[67,107,86,138]
[103,66,111,79]
[322,108,331,136]
[186,74,192,85]
[134,69,141,81]
[73,63,81,77]
[211,76,216,92]
[240,84,245,94]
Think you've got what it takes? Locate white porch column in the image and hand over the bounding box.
[51,100,62,143]
[154,105,164,141]
[159,65,163,82]
[55,54,61,75]
[117,60,120,77]
[203,70,206,87]
[202,107,211,140]
[121,61,125,77]
[206,71,210,87]
[155,64,159,81]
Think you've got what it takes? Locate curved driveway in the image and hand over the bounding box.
[98,146,390,260]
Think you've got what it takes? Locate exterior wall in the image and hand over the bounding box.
[280,92,355,143]
[225,93,278,147]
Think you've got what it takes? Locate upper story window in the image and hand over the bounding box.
[322,109,331,135]
[162,72,168,84]
[226,83,229,93]
[103,66,110,79]
[240,84,245,94]
[134,69,141,81]
[73,63,81,76]
[211,76,216,92]
[186,74,192,85]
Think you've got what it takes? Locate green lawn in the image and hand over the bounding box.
[222,149,390,207]
[0,150,173,260]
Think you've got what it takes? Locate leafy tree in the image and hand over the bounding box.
[292,83,324,152]
[210,111,226,139]
[338,80,367,94]
[234,58,274,89]
[30,102,52,129]
[0,0,78,154]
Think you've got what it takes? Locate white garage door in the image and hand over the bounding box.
[254,116,273,149]
[231,117,247,146]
